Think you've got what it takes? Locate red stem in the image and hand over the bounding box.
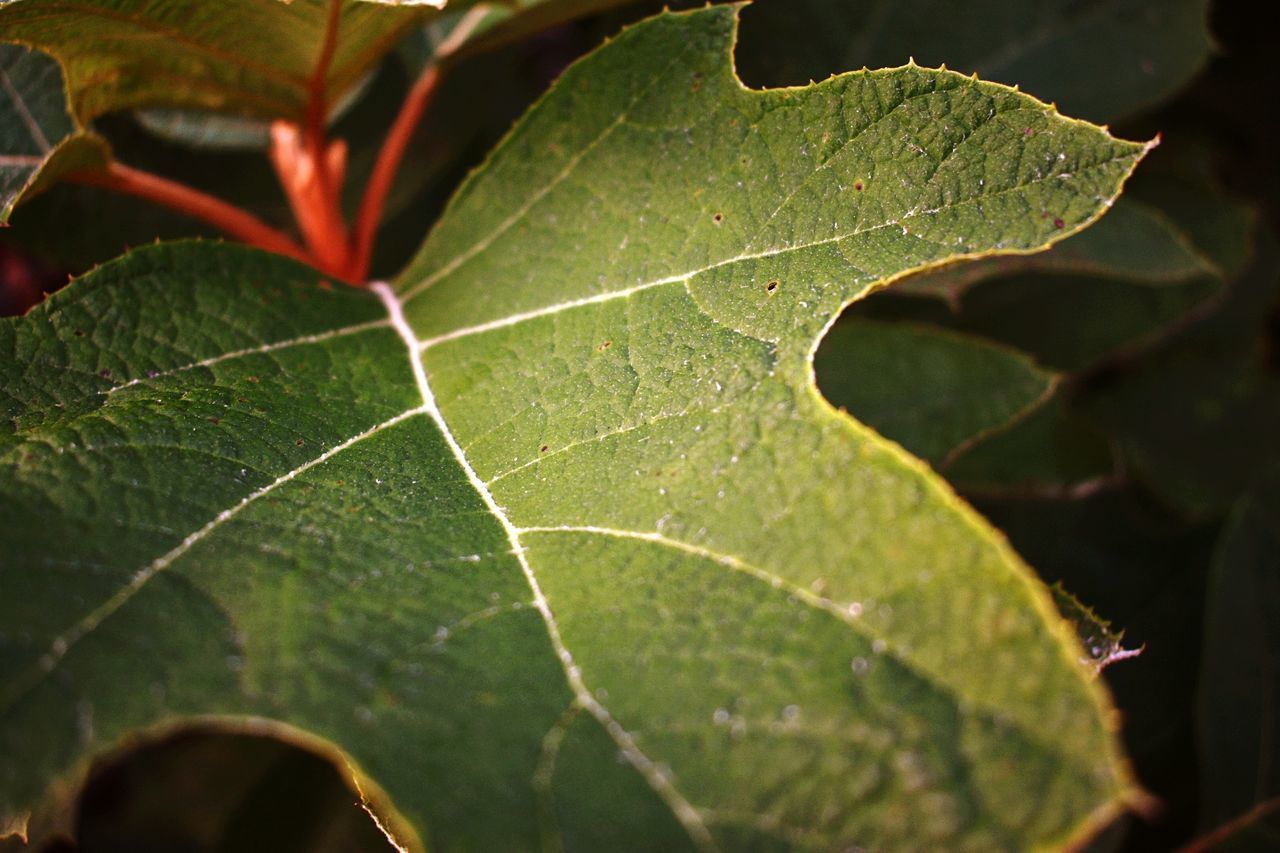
[267,0,352,278]
[305,0,343,152]
[349,63,441,280]
[68,162,310,264]
[1177,796,1280,853]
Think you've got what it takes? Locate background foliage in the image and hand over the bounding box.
[1,0,1277,850]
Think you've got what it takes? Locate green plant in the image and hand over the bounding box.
[2,1,1276,851]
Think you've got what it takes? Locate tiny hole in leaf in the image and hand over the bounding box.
[540,444,549,453]
[74,329,85,337]
[712,213,724,224]
[296,439,305,446]
[766,280,780,294]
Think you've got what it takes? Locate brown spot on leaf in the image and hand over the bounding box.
[540,444,549,453]
[597,340,612,351]
[1024,127,1034,137]
[854,181,864,191]
[766,280,780,294]
[296,438,305,446]
[712,213,724,224]
[207,417,220,426]
[1054,218,1065,229]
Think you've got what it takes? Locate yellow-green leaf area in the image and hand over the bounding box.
[2,4,1150,851]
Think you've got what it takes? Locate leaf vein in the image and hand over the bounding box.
[100,318,391,396]
[0,404,430,713]
[417,153,1139,349]
[0,60,53,152]
[400,43,703,302]
[371,281,718,853]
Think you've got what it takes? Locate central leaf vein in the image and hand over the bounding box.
[371,282,719,853]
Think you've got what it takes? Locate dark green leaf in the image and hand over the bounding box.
[1195,473,1280,850]
[943,394,1117,497]
[736,0,1213,123]
[1080,232,1280,519]
[815,319,1056,466]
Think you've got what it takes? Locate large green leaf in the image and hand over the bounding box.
[2,6,1150,850]
[0,43,108,224]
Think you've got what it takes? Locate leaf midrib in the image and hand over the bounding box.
[6,266,1108,851]
[371,282,720,852]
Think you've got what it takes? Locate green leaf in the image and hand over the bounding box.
[814,319,1057,466]
[1197,473,1280,850]
[831,136,1257,373]
[130,68,377,152]
[1080,231,1280,519]
[941,394,1117,498]
[1048,583,1138,675]
[0,43,109,224]
[736,0,1214,123]
[0,0,431,123]
[894,196,1215,307]
[401,0,638,71]
[128,0,632,153]
[2,6,1149,849]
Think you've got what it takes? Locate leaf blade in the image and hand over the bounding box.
[1,6,1152,850]
[0,43,109,224]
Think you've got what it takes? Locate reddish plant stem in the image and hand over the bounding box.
[269,121,350,277]
[1177,796,1280,853]
[305,0,344,152]
[269,0,352,278]
[348,63,440,280]
[67,162,310,264]
[348,5,490,281]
